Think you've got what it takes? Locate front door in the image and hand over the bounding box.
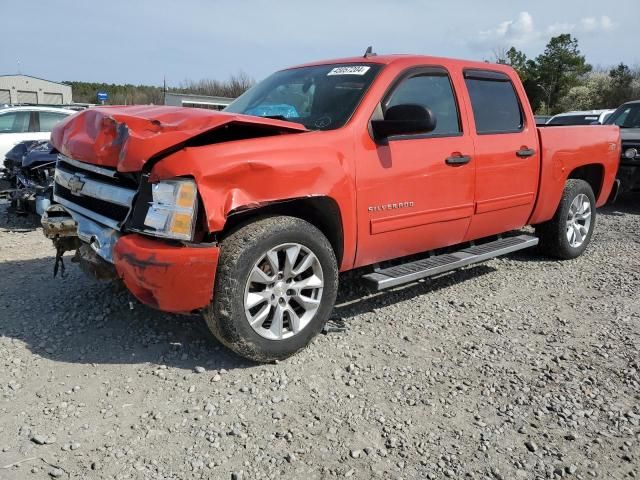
[354,67,476,267]
[0,110,36,159]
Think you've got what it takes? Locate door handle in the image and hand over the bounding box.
[516,148,536,158]
[445,155,472,166]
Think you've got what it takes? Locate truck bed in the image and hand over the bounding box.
[529,125,620,225]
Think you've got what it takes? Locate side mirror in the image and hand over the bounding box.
[371,104,437,141]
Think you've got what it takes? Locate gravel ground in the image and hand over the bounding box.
[0,194,638,480]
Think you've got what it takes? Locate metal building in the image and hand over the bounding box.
[0,75,72,105]
[164,92,234,110]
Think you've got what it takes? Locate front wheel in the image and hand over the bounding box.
[204,216,339,362]
[535,179,596,259]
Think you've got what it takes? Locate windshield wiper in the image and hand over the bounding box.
[261,115,289,121]
[255,114,312,130]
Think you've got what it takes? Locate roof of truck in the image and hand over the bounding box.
[290,54,514,73]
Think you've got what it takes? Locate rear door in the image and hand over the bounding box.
[354,66,476,266]
[462,69,540,240]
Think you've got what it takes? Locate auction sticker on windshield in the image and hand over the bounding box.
[327,66,371,76]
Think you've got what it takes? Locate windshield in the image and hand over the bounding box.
[605,104,640,128]
[225,63,382,130]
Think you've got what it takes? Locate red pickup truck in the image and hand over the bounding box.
[42,54,620,362]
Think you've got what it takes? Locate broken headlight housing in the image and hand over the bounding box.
[140,178,198,241]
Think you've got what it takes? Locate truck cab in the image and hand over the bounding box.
[42,54,620,362]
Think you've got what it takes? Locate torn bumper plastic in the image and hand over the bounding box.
[113,234,220,313]
[42,204,219,313]
[41,204,120,279]
[41,204,79,240]
[42,204,121,263]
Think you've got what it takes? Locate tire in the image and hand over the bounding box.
[204,216,339,362]
[535,179,596,259]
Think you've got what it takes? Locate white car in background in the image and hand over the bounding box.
[0,106,75,161]
[546,109,616,126]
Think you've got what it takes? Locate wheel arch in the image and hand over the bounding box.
[568,163,604,201]
[529,162,606,226]
[218,196,345,266]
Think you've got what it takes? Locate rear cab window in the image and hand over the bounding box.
[464,70,524,134]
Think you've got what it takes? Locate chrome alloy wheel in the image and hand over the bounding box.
[566,193,592,248]
[244,243,324,340]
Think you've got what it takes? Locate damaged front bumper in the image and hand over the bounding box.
[113,235,220,313]
[42,204,220,313]
[42,204,119,279]
[42,204,120,262]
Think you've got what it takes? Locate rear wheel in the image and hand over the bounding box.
[535,179,596,259]
[204,216,338,362]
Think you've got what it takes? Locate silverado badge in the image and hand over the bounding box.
[368,201,414,213]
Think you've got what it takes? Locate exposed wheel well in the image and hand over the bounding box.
[219,196,344,265]
[568,164,604,200]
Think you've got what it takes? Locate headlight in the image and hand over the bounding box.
[624,148,638,159]
[142,179,198,240]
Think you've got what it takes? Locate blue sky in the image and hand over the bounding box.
[2,0,638,86]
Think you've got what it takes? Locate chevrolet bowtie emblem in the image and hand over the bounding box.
[67,174,86,195]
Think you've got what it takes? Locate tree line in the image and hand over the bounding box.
[494,34,640,114]
[66,38,638,115]
[64,73,255,105]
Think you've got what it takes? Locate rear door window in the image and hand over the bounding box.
[464,71,523,134]
[38,111,69,132]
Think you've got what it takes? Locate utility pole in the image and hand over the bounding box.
[537,83,553,115]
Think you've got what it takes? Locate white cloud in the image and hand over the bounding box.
[478,12,540,47]
[579,15,615,32]
[474,12,617,51]
[548,15,616,35]
[547,22,575,35]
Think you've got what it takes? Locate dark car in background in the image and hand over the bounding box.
[1,140,56,214]
[605,100,640,194]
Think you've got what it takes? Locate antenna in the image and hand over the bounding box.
[363,46,376,58]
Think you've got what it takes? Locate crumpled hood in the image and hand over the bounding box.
[50,105,308,172]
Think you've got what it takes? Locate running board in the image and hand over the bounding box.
[362,234,539,290]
